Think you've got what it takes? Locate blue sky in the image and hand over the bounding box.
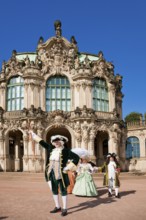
[0,0,146,119]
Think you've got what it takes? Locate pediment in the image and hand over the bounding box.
[37,36,78,75]
[37,36,76,52]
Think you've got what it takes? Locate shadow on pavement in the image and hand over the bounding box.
[0,217,9,220]
[120,190,136,197]
[98,188,108,196]
[68,197,116,213]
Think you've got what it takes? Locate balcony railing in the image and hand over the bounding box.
[126,120,146,128]
[95,111,114,119]
[4,111,23,119]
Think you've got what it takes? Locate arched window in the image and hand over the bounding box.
[7,76,24,111]
[126,137,140,159]
[93,78,109,112]
[46,75,71,111]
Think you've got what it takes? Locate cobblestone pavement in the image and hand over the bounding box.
[0,173,146,220]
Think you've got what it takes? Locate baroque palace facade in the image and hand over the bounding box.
[0,21,145,172]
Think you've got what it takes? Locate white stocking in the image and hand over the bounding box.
[115,188,119,196]
[53,195,60,209]
[62,196,67,209]
[108,188,112,194]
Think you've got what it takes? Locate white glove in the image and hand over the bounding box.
[29,131,42,143]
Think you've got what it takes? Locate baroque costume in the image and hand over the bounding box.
[98,153,120,198]
[31,133,79,216]
[72,162,98,197]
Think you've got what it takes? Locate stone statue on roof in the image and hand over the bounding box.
[54,20,62,38]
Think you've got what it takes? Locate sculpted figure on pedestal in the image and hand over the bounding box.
[54,20,62,38]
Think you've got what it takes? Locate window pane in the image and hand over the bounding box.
[46,76,70,112]
[56,100,61,109]
[7,101,11,111]
[56,88,61,98]
[20,86,24,97]
[12,87,15,98]
[12,100,15,110]
[62,101,66,111]
[21,99,24,109]
[7,88,11,99]
[62,88,66,98]
[126,137,140,159]
[52,88,55,98]
[46,88,50,98]
[16,86,20,97]
[67,88,70,99]
[16,99,20,110]
[7,76,24,111]
[92,78,109,112]
[52,100,56,111]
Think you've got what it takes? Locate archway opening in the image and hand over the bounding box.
[8,130,23,171]
[94,131,109,166]
[46,127,72,149]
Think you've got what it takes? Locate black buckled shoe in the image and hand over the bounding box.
[108,192,112,197]
[50,207,61,213]
[115,193,120,198]
[61,209,68,216]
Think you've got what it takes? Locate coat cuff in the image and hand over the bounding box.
[63,162,77,173]
[33,135,42,143]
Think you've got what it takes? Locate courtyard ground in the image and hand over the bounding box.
[0,172,146,220]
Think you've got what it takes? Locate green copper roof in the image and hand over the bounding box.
[16,52,98,63]
[16,53,37,61]
[79,53,99,62]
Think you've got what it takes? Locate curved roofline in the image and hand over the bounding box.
[79,52,98,57]
[17,52,37,55]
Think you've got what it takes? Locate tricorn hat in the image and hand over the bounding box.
[107,153,117,158]
[51,135,68,143]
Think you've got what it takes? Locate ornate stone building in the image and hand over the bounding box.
[0,20,127,172]
[125,119,146,172]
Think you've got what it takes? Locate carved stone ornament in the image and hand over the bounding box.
[74,121,82,143]
[21,105,47,118]
[73,106,96,119]
[0,121,8,140]
[47,110,71,127]
[81,121,90,143]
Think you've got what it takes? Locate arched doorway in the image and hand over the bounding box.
[103,139,108,157]
[94,131,109,166]
[46,127,72,148]
[8,130,24,171]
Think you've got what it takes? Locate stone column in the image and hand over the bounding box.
[86,83,92,108]
[41,83,46,111]
[24,81,29,108]
[15,137,20,171]
[0,82,6,109]
[3,135,10,171]
[74,122,82,148]
[89,127,96,162]
[34,128,44,172]
[139,134,146,158]
[74,83,80,109]
[0,136,5,171]
[108,84,116,112]
[81,122,89,149]
[23,132,29,171]
[108,131,115,153]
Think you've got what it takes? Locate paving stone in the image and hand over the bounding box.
[0,173,146,220]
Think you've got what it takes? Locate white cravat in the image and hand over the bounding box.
[108,161,116,179]
[50,147,63,161]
